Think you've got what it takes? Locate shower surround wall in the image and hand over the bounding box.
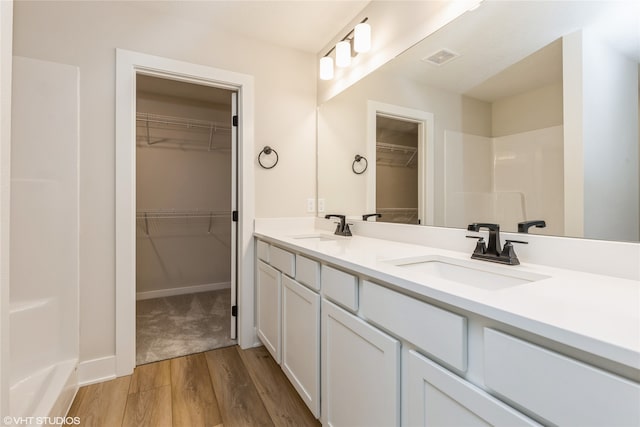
[10,57,79,419]
[136,90,231,299]
[444,81,565,235]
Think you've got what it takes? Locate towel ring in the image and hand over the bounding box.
[258,146,279,169]
[352,154,368,175]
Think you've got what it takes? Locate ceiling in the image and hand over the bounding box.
[129,1,370,54]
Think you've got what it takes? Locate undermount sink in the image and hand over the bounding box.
[291,233,340,242]
[384,255,549,290]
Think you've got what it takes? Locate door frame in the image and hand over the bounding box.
[366,101,435,225]
[115,49,255,376]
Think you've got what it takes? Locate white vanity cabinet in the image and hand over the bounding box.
[254,236,640,426]
[407,350,540,426]
[484,328,640,427]
[256,260,281,363]
[255,240,321,417]
[281,275,320,417]
[322,299,401,427]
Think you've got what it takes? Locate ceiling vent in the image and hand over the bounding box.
[422,49,459,66]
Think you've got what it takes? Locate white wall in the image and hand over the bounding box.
[13,1,317,363]
[582,30,639,241]
[492,82,563,137]
[564,29,640,241]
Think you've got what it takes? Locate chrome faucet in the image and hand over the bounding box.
[325,214,352,236]
[466,222,527,265]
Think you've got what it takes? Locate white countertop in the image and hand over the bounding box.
[254,226,640,371]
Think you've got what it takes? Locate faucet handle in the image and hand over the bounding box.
[343,223,353,236]
[466,235,486,255]
[501,240,528,265]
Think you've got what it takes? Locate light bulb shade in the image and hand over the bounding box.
[354,22,371,53]
[319,56,334,80]
[335,40,351,68]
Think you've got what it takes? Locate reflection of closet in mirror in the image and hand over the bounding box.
[376,115,419,224]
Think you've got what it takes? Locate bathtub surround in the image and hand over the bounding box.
[9,56,79,418]
[136,289,235,365]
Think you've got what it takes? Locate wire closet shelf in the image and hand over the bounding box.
[376,142,418,168]
[136,112,231,151]
[136,209,232,237]
[377,207,419,224]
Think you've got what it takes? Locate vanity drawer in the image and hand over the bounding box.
[296,255,320,291]
[321,265,358,312]
[361,281,467,372]
[256,240,269,262]
[484,328,640,426]
[269,246,295,277]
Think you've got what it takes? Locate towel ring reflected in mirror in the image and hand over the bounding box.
[258,146,279,169]
[352,154,368,175]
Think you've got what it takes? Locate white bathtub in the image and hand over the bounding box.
[9,298,77,423]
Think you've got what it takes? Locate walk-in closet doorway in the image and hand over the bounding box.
[134,75,238,365]
[116,49,255,377]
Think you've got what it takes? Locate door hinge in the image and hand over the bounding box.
[232,210,238,222]
[231,305,238,317]
[232,115,238,127]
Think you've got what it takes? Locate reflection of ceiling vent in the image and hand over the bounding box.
[422,49,459,66]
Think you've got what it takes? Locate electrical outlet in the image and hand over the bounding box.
[318,198,326,212]
[306,198,316,213]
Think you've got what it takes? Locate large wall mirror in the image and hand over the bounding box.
[318,0,639,242]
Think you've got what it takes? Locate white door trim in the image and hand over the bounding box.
[366,101,435,225]
[115,49,255,377]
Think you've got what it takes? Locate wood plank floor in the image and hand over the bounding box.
[67,346,320,427]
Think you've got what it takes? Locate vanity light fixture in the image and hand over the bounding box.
[336,40,352,67]
[319,56,334,80]
[354,22,371,53]
[319,17,370,81]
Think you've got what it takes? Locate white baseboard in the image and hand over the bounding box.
[136,281,231,301]
[77,355,116,386]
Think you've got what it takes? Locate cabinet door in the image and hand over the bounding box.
[322,299,400,427]
[257,260,281,363]
[282,276,320,417]
[406,350,540,427]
